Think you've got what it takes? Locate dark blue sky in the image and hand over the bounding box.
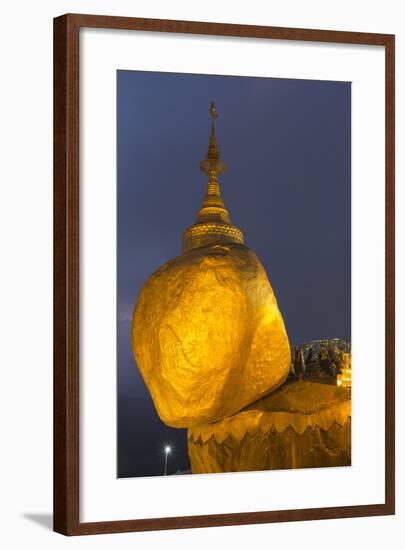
[117,70,351,478]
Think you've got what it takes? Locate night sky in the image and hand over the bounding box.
[117,70,351,478]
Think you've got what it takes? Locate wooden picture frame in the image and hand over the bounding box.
[54,13,395,535]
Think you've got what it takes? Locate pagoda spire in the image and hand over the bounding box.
[183,101,244,253]
[200,101,227,176]
[197,101,229,223]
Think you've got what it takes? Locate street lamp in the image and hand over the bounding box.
[164,445,171,475]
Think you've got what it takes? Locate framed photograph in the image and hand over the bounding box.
[53,13,395,535]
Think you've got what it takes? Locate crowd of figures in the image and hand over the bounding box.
[290,338,351,381]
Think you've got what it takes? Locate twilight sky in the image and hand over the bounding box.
[117,70,351,478]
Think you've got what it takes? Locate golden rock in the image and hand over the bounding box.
[188,380,351,472]
[131,102,290,428]
[132,242,290,428]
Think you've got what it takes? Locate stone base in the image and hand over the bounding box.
[188,380,351,473]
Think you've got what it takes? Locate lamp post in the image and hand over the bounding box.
[164,446,171,475]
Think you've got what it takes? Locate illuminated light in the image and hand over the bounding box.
[163,445,171,475]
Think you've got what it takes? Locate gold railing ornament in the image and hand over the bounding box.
[337,353,352,388]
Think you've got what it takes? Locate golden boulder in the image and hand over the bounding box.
[131,242,290,428]
[131,102,290,428]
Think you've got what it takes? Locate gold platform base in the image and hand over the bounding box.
[188,380,351,473]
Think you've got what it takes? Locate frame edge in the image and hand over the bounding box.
[53,13,81,536]
[53,13,396,535]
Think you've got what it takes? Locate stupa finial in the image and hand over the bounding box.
[182,101,244,253]
[200,100,227,175]
[209,100,218,137]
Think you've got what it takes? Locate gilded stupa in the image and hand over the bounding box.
[132,102,291,428]
[183,101,244,252]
